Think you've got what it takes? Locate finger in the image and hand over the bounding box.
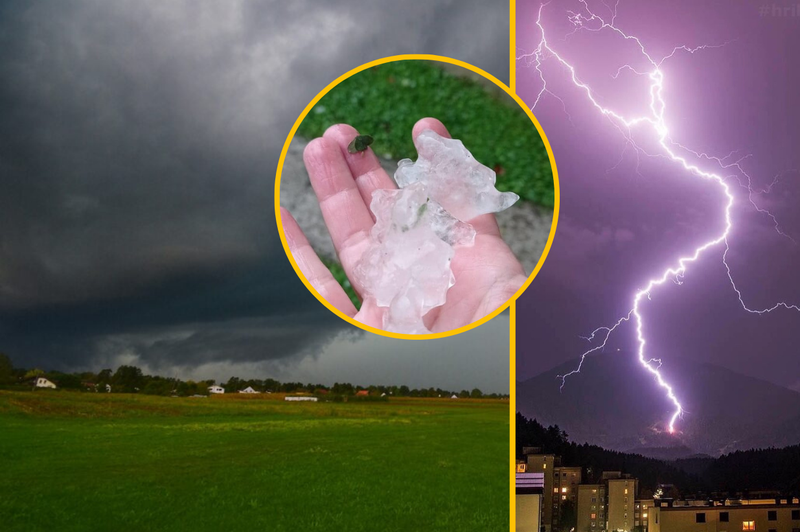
[303,137,374,282]
[412,118,503,238]
[412,117,451,139]
[280,207,358,317]
[323,124,396,214]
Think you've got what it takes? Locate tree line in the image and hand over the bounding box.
[0,353,506,399]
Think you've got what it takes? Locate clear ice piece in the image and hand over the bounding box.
[354,182,475,333]
[353,128,518,334]
[395,129,519,221]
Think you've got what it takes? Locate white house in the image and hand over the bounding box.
[207,385,225,394]
[285,396,317,402]
[238,386,258,394]
[35,377,57,389]
[450,394,458,399]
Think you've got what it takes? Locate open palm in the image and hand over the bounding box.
[280,117,527,333]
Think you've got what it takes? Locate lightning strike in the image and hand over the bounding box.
[521,1,800,434]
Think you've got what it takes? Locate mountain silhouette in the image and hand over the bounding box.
[517,352,800,457]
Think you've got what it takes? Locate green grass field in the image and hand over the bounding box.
[0,391,508,531]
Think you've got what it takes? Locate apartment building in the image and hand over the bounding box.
[523,451,582,532]
[517,472,545,532]
[578,484,607,532]
[649,498,800,532]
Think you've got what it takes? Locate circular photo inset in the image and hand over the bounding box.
[275,55,558,339]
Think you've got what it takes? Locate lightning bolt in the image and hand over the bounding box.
[519,1,800,434]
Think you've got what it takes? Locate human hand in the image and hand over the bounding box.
[280,117,527,333]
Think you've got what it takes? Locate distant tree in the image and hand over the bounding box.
[398,385,410,396]
[96,369,113,384]
[459,389,470,398]
[143,378,174,396]
[470,388,483,399]
[331,382,354,395]
[24,368,45,381]
[112,365,144,393]
[559,499,576,532]
[50,372,81,389]
[224,376,244,392]
[0,353,13,385]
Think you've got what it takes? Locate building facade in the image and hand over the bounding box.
[578,484,607,532]
[523,452,583,532]
[525,453,558,532]
[554,467,583,531]
[575,472,640,532]
[635,499,651,532]
[649,499,800,532]
[517,472,545,532]
[607,476,638,532]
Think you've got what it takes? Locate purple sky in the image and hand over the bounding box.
[515,0,800,391]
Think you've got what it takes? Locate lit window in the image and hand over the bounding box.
[562,496,567,501]
[625,489,629,495]
[643,513,648,518]
[543,463,547,469]
[554,488,560,493]
[516,463,526,473]
[562,488,568,493]
[591,514,597,519]
[743,521,755,531]
[593,489,597,494]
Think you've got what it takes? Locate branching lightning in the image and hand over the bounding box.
[519,1,800,433]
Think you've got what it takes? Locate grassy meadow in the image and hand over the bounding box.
[0,390,508,531]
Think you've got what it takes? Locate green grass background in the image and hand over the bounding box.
[0,391,508,531]
[298,60,554,207]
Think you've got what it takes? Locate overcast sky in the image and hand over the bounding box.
[0,0,511,392]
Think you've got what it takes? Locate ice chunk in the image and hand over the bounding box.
[354,182,475,334]
[395,130,519,221]
[353,128,516,334]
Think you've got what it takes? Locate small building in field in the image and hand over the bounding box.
[35,377,57,389]
[356,390,369,396]
[451,394,458,399]
[285,396,317,402]
[238,386,258,394]
[207,385,225,394]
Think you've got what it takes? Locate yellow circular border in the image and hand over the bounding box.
[274,53,560,340]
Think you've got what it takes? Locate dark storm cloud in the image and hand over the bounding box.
[0,0,510,374]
